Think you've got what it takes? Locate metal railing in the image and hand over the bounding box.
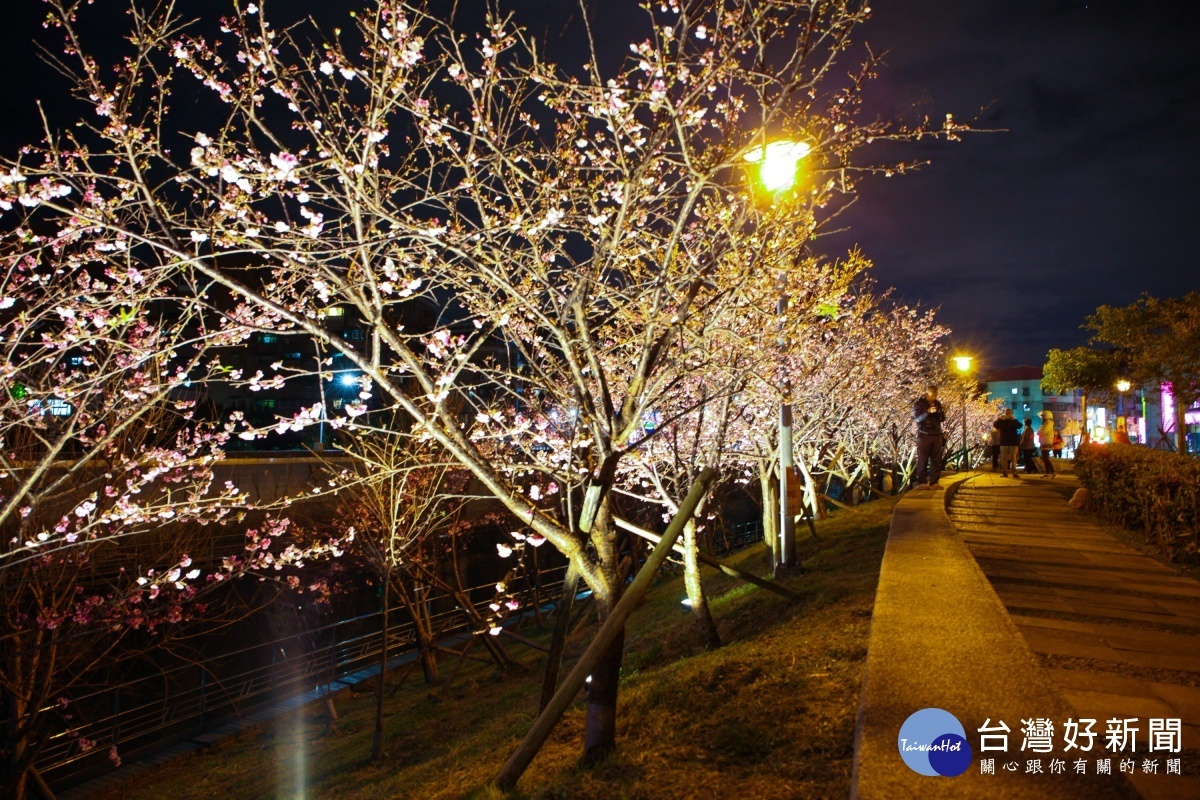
[38,563,568,788]
[40,513,774,790]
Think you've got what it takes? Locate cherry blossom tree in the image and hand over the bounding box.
[0,153,347,799]
[4,0,972,768]
[299,423,498,761]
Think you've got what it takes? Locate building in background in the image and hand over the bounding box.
[985,365,1085,451]
[984,366,1181,451]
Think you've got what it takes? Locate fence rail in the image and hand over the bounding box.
[39,563,569,788]
[41,515,771,790]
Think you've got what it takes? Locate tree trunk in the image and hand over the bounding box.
[494,468,716,789]
[417,637,440,686]
[582,619,624,762]
[759,467,779,566]
[394,576,440,685]
[3,686,32,800]
[681,519,721,650]
[582,500,624,761]
[371,566,389,762]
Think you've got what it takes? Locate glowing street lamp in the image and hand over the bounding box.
[744,137,811,574]
[744,140,812,194]
[953,355,973,471]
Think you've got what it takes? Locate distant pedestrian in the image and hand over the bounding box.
[989,424,1001,470]
[1052,431,1064,458]
[1020,417,1040,474]
[1037,411,1057,478]
[912,386,946,490]
[993,409,1022,478]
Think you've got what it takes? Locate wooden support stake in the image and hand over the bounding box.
[612,517,802,602]
[501,628,550,653]
[818,492,854,512]
[493,468,716,791]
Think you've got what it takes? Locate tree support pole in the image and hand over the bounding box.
[611,517,802,602]
[494,468,716,791]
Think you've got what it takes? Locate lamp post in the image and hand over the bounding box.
[318,370,360,449]
[744,139,810,574]
[953,355,973,471]
[1116,379,1131,444]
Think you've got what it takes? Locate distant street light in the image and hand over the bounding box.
[953,355,974,471]
[744,137,811,574]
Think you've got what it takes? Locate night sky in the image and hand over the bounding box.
[2,0,1197,373]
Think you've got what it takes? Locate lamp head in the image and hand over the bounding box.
[1116,379,1131,393]
[953,355,973,373]
[744,139,811,194]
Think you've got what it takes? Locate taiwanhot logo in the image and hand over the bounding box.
[897,708,973,777]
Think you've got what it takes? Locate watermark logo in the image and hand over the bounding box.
[898,708,973,777]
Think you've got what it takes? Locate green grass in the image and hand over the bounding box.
[93,498,898,800]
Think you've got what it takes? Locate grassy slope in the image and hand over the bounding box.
[93,497,898,800]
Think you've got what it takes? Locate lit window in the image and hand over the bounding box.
[260,333,277,344]
[255,398,277,411]
[47,398,73,417]
[284,352,304,360]
[69,356,85,366]
[323,307,345,317]
[1011,387,1018,395]
[343,328,364,340]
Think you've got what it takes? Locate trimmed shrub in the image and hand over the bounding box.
[1075,444,1200,561]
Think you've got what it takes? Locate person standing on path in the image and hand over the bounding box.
[912,386,946,490]
[1020,417,1040,474]
[989,423,1001,470]
[993,409,1022,477]
[1037,411,1057,478]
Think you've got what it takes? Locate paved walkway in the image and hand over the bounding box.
[948,471,1200,800]
[852,474,1134,799]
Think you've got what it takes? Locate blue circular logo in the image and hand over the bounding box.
[897,708,972,777]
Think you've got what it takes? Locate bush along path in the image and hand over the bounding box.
[948,474,1200,800]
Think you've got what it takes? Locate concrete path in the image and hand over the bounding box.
[948,472,1200,800]
[852,475,1135,799]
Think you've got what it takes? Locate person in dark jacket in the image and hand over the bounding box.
[1020,417,1040,474]
[993,409,1022,478]
[913,386,946,489]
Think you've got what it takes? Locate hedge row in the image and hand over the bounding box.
[1075,444,1199,561]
